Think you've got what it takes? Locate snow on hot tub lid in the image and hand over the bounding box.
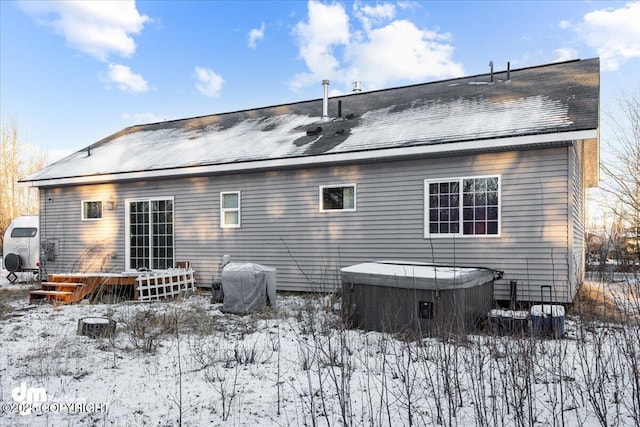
[341,260,496,290]
[342,260,487,278]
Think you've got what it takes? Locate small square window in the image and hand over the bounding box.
[221,192,241,228]
[82,201,103,220]
[320,185,356,211]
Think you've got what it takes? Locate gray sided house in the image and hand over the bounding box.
[22,59,600,304]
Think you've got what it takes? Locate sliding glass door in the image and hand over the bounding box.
[126,198,174,270]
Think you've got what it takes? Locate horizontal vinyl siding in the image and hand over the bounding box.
[39,146,573,303]
[40,186,123,274]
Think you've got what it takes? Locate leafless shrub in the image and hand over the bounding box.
[187,334,226,370]
[116,307,176,353]
[317,328,354,425]
[534,338,574,427]
[462,338,491,427]
[615,323,640,424]
[487,335,538,427]
[574,324,620,426]
[204,364,240,421]
[233,337,272,365]
[389,338,423,426]
[115,299,230,355]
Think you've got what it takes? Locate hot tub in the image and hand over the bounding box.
[341,261,497,336]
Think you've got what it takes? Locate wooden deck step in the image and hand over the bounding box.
[30,290,77,304]
[30,290,75,296]
[41,282,84,291]
[41,281,84,286]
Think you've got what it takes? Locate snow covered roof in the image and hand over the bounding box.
[23,58,599,186]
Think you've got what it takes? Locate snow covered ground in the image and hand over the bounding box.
[1,270,639,426]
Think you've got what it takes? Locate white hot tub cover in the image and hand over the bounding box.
[341,260,496,290]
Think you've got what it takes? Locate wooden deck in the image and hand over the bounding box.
[29,268,197,304]
[29,273,139,304]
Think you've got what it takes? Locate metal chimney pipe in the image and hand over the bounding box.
[322,80,330,121]
[352,81,362,93]
[507,61,511,80]
[489,61,494,82]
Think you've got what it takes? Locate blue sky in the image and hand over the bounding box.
[1,0,639,162]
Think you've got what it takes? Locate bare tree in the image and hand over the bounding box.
[0,120,47,251]
[600,90,640,266]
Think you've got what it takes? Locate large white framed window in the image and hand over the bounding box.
[320,184,356,212]
[221,191,241,228]
[81,200,103,221]
[425,176,500,237]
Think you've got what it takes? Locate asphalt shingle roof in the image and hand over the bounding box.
[23,58,599,184]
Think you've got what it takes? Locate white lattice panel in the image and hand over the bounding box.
[136,268,195,301]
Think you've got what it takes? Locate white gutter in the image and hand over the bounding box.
[23,129,597,187]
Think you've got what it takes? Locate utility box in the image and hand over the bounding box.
[341,261,496,336]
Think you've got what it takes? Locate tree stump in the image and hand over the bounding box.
[77,317,117,338]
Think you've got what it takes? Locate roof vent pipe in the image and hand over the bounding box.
[353,81,362,93]
[322,79,330,121]
[507,61,511,80]
[489,61,494,82]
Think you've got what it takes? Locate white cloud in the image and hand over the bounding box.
[195,66,224,97]
[346,20,462,89]
[292,0,350,89]
[248,22,266,49]
[558,20,571,30]
[552,48,578,62]
[107,64,149,94]
[354,3,396,32]
[291,0,463,91]
[20,0,150,61]
[576,2,640,71]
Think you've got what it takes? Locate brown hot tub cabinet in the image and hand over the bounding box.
[341,261,498,336]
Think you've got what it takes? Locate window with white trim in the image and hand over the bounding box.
[82,200,103,220]
[320,184,356,211]
[425,176,500,237]
[221,191,241,228]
